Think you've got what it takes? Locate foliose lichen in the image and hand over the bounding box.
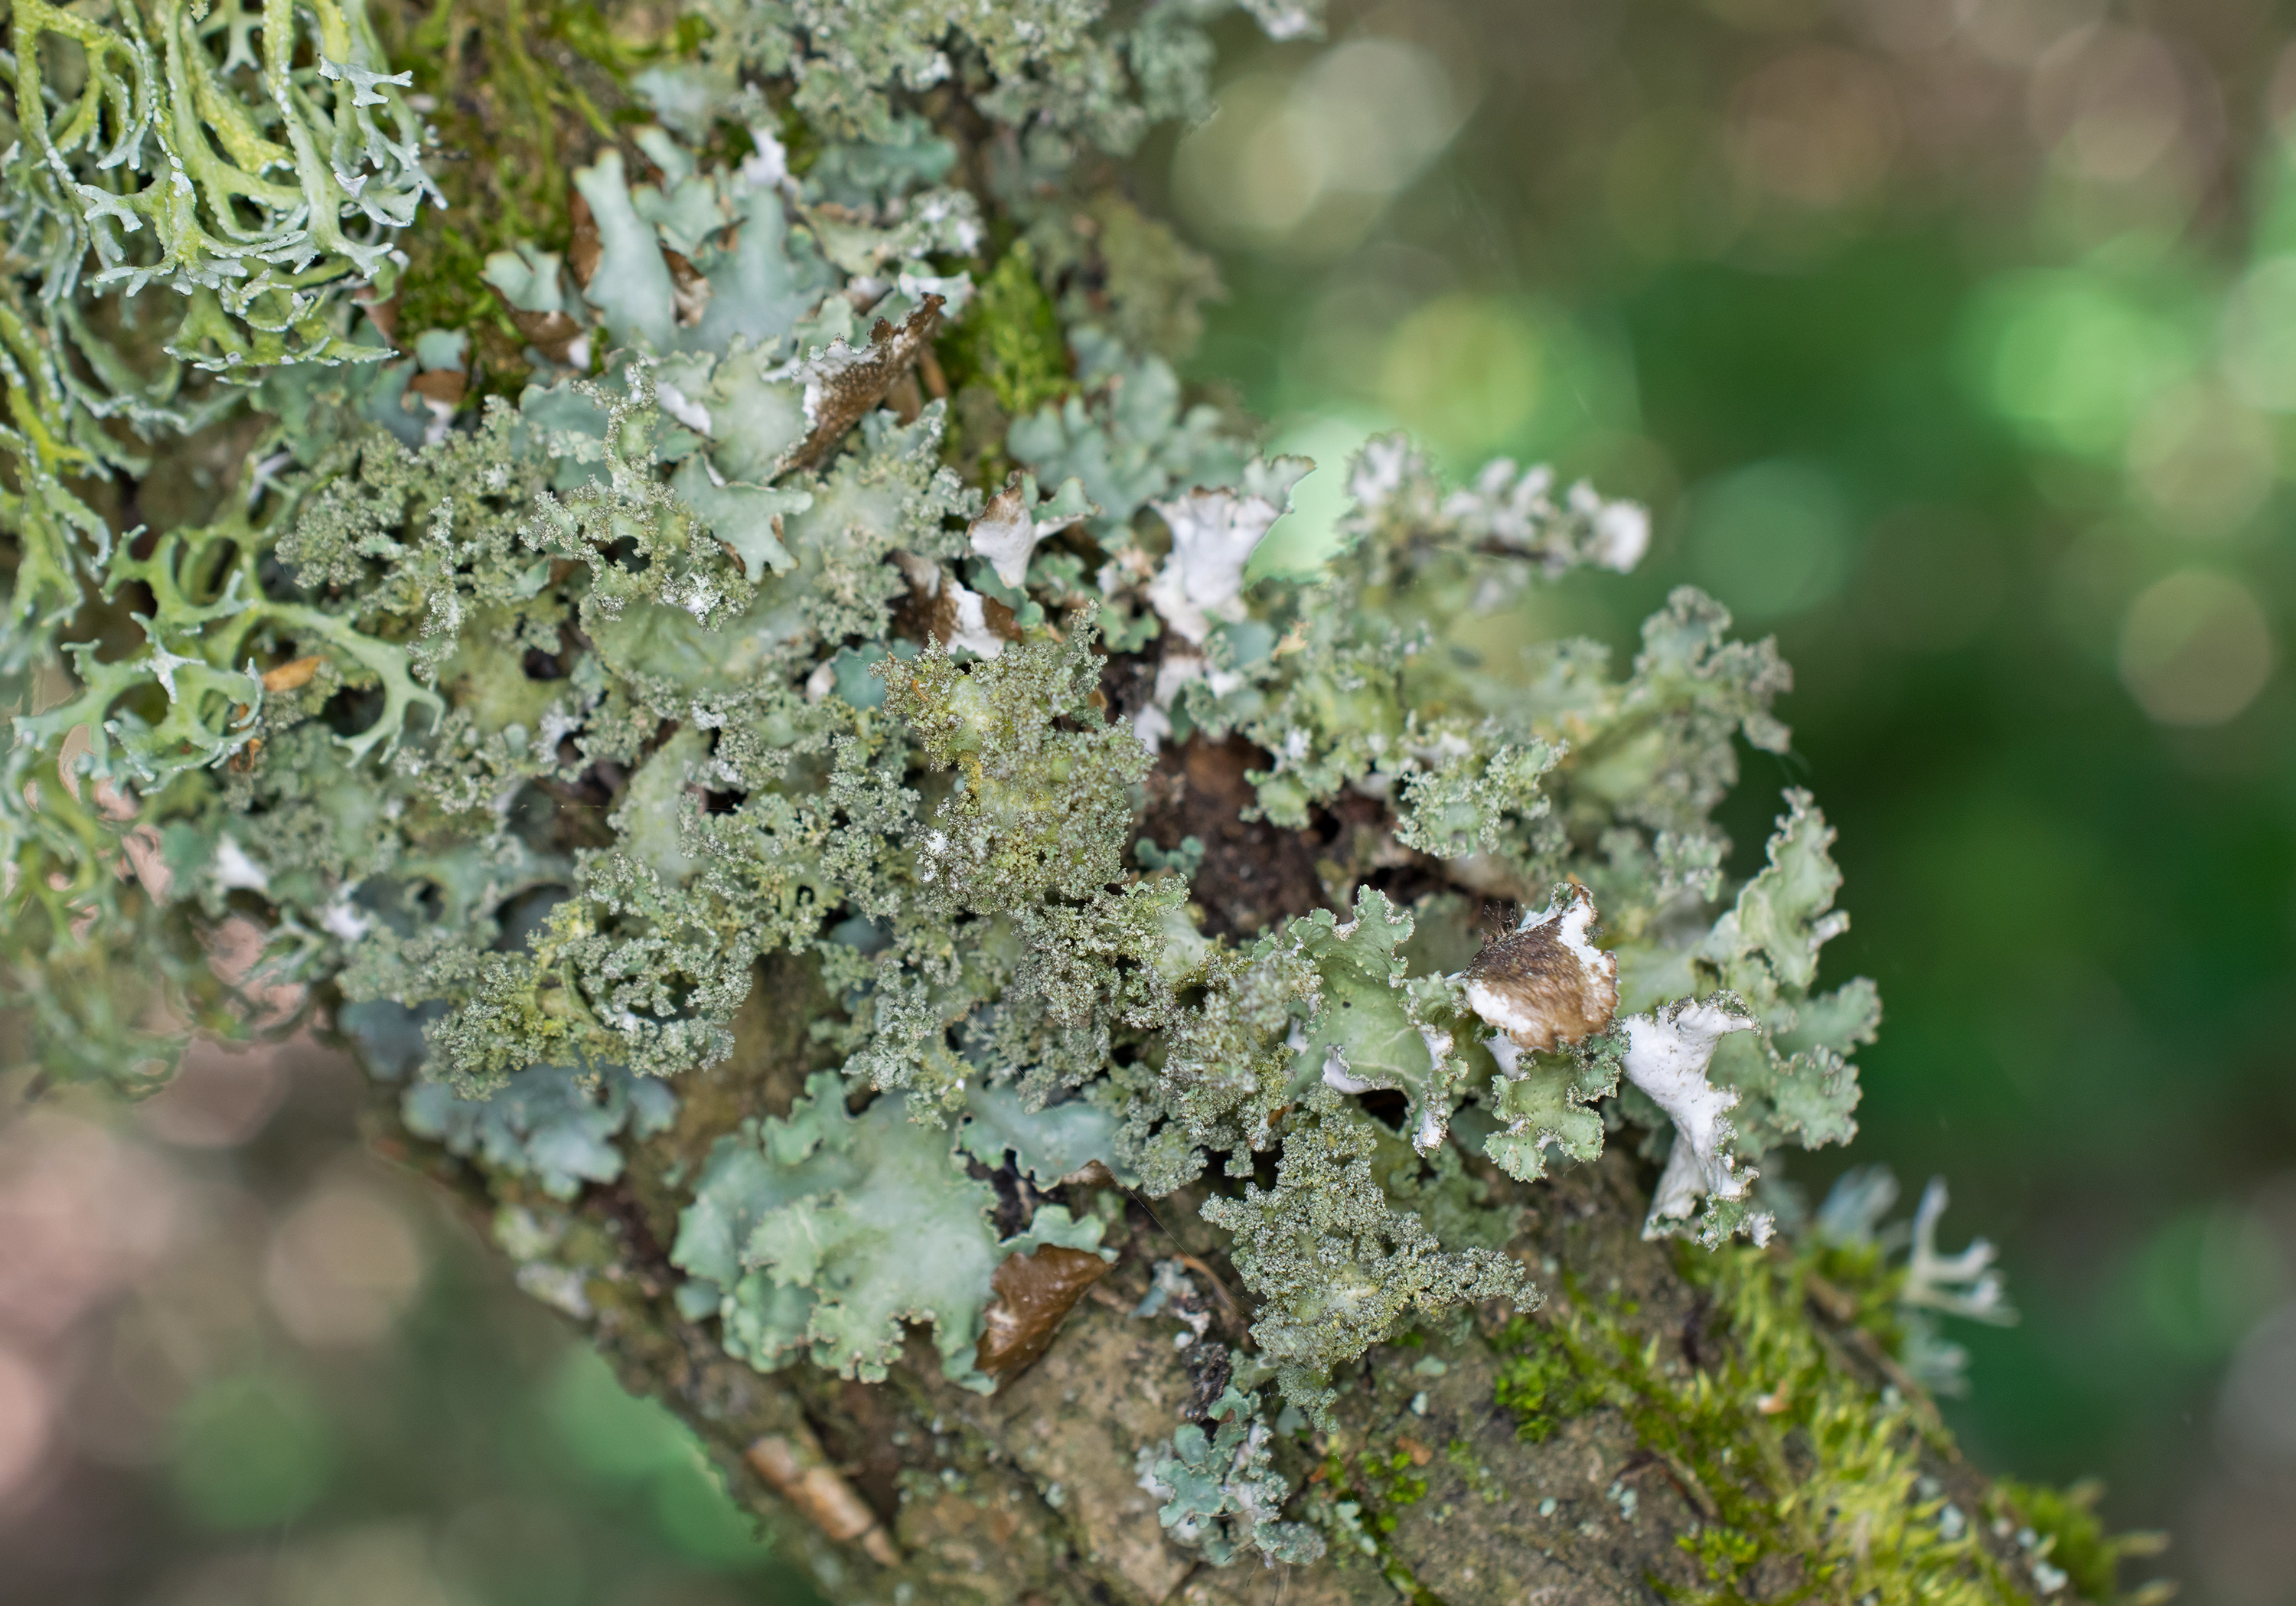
[0,0,1857,1435]
[1139,1380,1326,1566]
[0,0,2143,1589]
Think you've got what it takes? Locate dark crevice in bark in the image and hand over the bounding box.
[1137,733,1328,942]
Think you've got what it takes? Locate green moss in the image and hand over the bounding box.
[379,0,657,377]
[1510,1244,2165,1606]
[944,243,1074,419]
[1994,1480,2173,1606]
[1808,1235,1913,1352]
[1489,1317,1598,1443]
[1304,1446,1447,1605]
[935,240,1076,485]
[1440,1438,1504,1505]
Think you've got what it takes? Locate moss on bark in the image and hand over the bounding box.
[354,945,2144,1606]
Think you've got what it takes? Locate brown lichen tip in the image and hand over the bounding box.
[745,1432,899,1565]
[259,655,325,694]
[1463,883,1619,1052]
[976,1244,1114,1376]
[567,188,602,289]
[786,294,946,472]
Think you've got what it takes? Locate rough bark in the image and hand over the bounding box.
[359,950,2029,1606]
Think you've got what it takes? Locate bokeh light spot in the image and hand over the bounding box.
[272,1521,458,1606]
[2117,569,2275,726]
[169,1372,336,1529]
[1683,459,1854,622]
[1727,47,1900,207]
[2125,381,2275,538]
[1962,269,2191,457]
[1173,41,1467,256]
[0,1345,52,1506]
[2131,1204,2289,1362]
[138,1043,289,1149]
[1296,41,1466,197]
[2030,27,2190,183]
[1963,0,2108,68]
[2219,254,2296,413]
[263,1177,426,1348]
[2218,1298,2296,1466]
[1846,0,1971,56]
[1376,295,1543,464]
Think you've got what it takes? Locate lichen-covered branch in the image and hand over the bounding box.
[0,0,2168,1601]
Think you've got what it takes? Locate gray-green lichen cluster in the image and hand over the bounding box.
[670,1069,1114,1388]
[1139,1379,1324,1567]
[0,0,1924,1575]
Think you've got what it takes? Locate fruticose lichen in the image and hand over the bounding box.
[0,0,2138,1591]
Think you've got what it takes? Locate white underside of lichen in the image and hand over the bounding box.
[1146,488,1283,643]
[1412,1098,1444,1154]
[969,498,1040,589]
[1548,892,1609,976]
[1462,978,1540,1040]
[320,893,370,943]
[212,836,269,893]
[967,481,1091,589]
[653,379,714,436]
[1484,1033,1524,1077]
[1320,1047,1375,1095]
[1623,998,1755,1226]
[944,583,1005,658]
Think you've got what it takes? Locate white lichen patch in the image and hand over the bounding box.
[1623,998,1759,1233]
[1146,486,1287,642]
[968,472,1097,588]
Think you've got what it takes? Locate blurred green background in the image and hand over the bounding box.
[1167,0,2296,1598]
[5,0,2296,1601]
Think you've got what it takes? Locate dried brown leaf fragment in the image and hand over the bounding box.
[260,656,325,694]
[509,307,585,364]
[567,188,602,289]
[976,1244,1114,1376]
[786,295,946,472]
